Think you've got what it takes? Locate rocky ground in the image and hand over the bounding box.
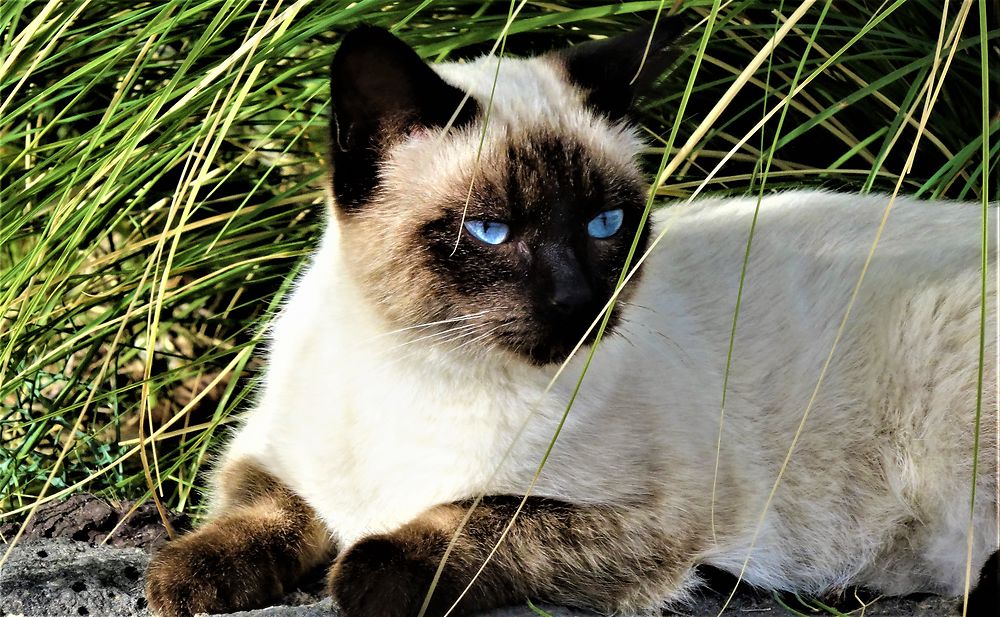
[0,495,961,617]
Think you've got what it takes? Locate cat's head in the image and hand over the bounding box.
[328,23,679,364]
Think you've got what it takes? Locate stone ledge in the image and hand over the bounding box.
[0,538,959,617]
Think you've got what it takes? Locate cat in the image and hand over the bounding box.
[145,22,999,617]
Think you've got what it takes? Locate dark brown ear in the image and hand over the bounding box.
[552,20,685,120]
[329,25,478,209]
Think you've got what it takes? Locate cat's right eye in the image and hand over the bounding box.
[464,220,510,245]
[587,208,624,239]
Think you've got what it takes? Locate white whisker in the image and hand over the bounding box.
[449,324,505,353]
[374,310,494,339]
[381,321,486,354]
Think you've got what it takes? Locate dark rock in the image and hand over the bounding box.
[0,538,582,616]
[0,494,190,552]
[0,538,151,617]
[0,516,958,617]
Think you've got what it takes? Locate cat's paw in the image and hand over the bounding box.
[328,534,454,617]
[145,527,285,617]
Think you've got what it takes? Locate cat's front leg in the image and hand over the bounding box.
[328,495,694,617]
[145,459,334,617]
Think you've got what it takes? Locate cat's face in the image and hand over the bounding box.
[328,26,677,364]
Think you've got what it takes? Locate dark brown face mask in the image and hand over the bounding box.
[325,25,680,363]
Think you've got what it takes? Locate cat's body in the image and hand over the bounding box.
[230,190,998,598]
[146,24,999,617]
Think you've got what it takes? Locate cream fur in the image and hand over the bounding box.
[220,53,999,607]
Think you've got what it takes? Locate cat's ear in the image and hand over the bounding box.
[552,20,685,120]
[329,26,478,208]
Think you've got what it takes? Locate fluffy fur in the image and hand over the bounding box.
[146,25,999,617]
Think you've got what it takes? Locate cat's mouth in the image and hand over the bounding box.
[496,308,619,365]
[523,340,584,365]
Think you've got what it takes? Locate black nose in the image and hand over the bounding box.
[537,244,593,314]
[551,278,593,313]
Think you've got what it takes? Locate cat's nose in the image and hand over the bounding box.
[551,277,593,312]
[538,245,594,313]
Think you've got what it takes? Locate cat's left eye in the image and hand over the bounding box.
[587,209,624,239]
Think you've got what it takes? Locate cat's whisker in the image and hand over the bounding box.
[381,321,487,354]
[619,300,656,314]
[428,323,496,350]
[422,307,517,351]
[449,324,505,353]
[374,310,495,339]
[374,321,499,371]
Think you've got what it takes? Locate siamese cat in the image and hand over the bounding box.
[145,23,999,617]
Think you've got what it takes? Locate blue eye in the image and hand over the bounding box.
[587,209,624,239]
[464,220,510,245]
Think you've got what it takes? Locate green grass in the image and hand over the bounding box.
[0,0,996,568]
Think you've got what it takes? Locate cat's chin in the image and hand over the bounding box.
[506,328,602,366]
[525,344,586,366]
[492,311,620,365]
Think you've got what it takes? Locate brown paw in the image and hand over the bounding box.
[145,525,289,617]
[328,534,465,617]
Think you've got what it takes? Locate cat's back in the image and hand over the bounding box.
[638,189,996,419]
[630,190,996,594]
[652,190,988,276]
[641,190,992,349]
